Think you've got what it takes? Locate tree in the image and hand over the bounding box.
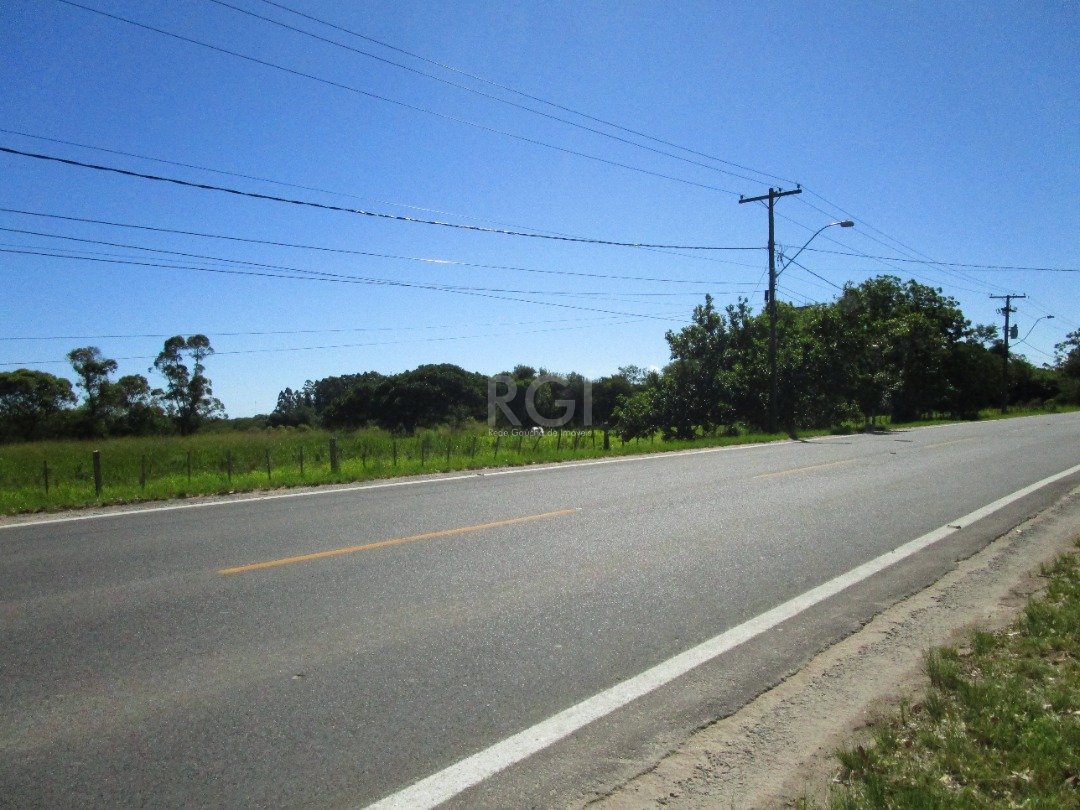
[111,374,169,435]
[153,335,224,435]
[0,369,76,442]
[67,346,118,437]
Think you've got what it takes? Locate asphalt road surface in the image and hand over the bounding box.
[3,413,1079,808]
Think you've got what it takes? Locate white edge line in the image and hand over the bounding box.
[0,437,818,531]
[362,461,1080,810]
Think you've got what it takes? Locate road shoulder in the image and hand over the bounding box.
[588,485,1080,809]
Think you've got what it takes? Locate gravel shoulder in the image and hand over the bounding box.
[588,485,1080,810]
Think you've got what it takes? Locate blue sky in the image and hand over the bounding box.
[1,0,1077,416]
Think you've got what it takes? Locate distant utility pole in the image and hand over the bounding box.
[990,293,1026,413]
[739,186,802,433]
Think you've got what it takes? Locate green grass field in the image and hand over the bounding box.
[0,406,1071,516]
[824,541,1080,809]
[0,423,806,515]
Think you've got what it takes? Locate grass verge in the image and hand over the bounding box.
[823,540,1080,808]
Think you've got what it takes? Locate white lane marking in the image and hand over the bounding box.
[362,462,1080,810]
[0,438,823,531]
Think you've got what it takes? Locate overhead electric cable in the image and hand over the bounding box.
[800,247,1077,272]
[0,248,688,322]
[0,146,757,250]
[0,314,631,341]
[53,0,741,195]
[253,0,798,186]
[204,0,775,187]
[0,217,751,285]
[0,242,713,298]
[0,318,647,367]
[0,131,763,270]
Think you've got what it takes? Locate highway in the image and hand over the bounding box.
[2,413,1079,808]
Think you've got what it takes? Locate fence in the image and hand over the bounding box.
[0,428,634,509]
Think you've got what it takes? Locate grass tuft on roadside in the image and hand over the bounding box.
[823,540,1080,809]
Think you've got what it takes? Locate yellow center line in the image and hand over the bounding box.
[753,458,857,480]
[925,438,974,449]
[217,508,580,576]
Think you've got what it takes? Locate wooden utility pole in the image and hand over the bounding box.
[739,186,802,433]
[990,293,1026,413]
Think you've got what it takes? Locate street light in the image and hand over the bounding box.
[777,220,855,278]
[766,219,855,434]
[1019,314,1054,344]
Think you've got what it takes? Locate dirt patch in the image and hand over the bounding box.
[587,486,1080,810]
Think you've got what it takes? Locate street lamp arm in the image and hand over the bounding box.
[1019,315,1054,343]
[777,220,854,277]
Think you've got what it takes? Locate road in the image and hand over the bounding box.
[2,413,1079,808]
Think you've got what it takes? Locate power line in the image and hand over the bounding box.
[802,246,1078,272]
[0,318,647,367]
[0,215,754,285]
[1,247,693,322]
[0,127,563,232]
[252,0,799,187]
[0,146,758,251]
[53,0,741,196]
[204,0,778,188]
[0,132,764,271]
[0,314,633,341]
[784,259,844,291]
[0,242,709,299]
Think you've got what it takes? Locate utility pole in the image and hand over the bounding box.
[739,186,802,433]
[990,293,1026,413]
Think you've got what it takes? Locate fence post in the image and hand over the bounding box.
[299,446,304,477]
[493,434,501,458]
[603,429,610,451]
[556,429,562,451]
[392,440,398,467]
[265,450,272,481]
[329,438,340,473]
[139,454,147,491]
[420,439,427,466]
[226,451,232,483]
[43,459,49,494]
[92,450,102,496]
[445,437,452,465]
[186,450,192,483]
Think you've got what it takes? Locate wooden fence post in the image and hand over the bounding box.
[603,429,610,450]
[493,435,501,458]
[139,454,147,491]
[445,437,452,465]
[329,438,340,473]
[92,450,102,496]
[299,446,305,477]
[43,459,49,494]
[265,450,272,481]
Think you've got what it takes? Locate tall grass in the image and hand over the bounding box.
[0,424,800,515]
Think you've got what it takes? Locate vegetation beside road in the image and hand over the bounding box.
[1,408,1074,516]
[824,541,1080,809]
[0,422,826,515]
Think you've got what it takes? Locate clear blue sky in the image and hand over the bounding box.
[1,0,1077,416]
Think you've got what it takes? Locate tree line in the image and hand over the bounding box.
[2,276,1078,444]
[270,276,1079,439]
[0,335,224,442]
